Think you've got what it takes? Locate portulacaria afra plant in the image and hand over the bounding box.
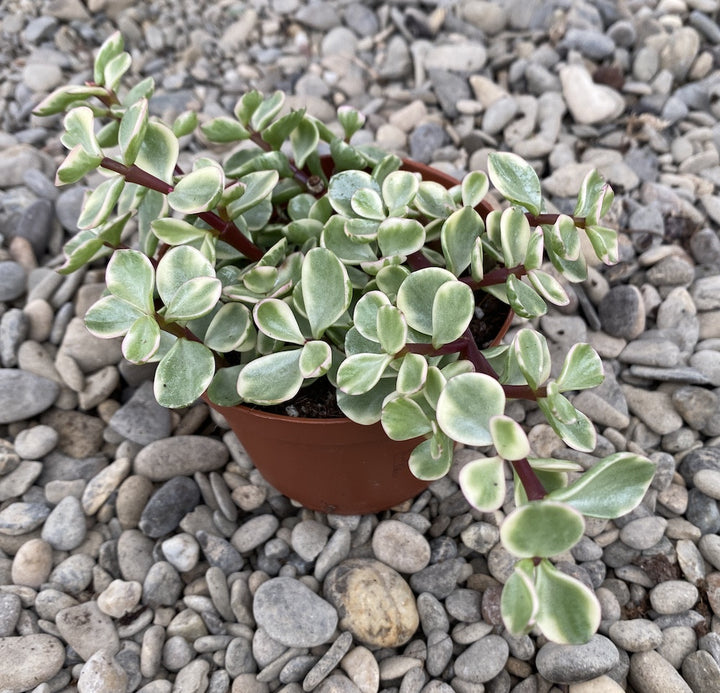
[35,32,656,644]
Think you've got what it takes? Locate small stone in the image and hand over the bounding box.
[56,601,120,660]
[97,579,142,618]
[619,516,667,550]
[303,630,353,689]
[11,538,52,588]
[0,262,26,302]
[672,386,718,430]
[161,533,200,573]
[117,529,155,583]
[0,593,21,637]
[454,635,509,683]
[143,561,183,608]
[12,425,58,459]
[622,385,683,435]
[78,650,128,693]
[340,646,379,693]
[82,457,131,516]
[0,460,43,502]
[139,476,201,539]
[426,629,454,676]
[232,514,279,553]
[59,317,122,372]
[560,64,625,125]
[535,635,619,684]
[599,286,645,340]
[608,619,662,652]
[0,502,50,535]
[425,42,486,73]
[0,635,65,693]
[628,650,693,692]
[372,520,431,574]
[133,436,229,481]
[48,553,95,594]
[253,577,338,648]
[409,559,463,599]
[690,350,720,386]
[109,381,172,445]
[649,581,699,614]
[0,369,59,424]
[41,495,86,550]
[291,520,331,562]
[324,558,419,648]
[682,650,720,693]
[619,340,680,367]
[196,531,244,574]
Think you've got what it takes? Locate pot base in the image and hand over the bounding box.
[208,401,429,515]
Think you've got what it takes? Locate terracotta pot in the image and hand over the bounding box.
[206,159,511,515]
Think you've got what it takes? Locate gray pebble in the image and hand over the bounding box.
[628,650,693,692]
[142,561,183,607]
[48,553,95,594]
[0,593,21,637]
[0,309,28,368]
[109,382,172,446]
[117,529,155,583]
[535,635,619,684]
[232,515,279,553]
[619,516,667,550]
[0,461,43,502]
[0,501,50,535]
[0,262,26,302]
[410,559,462,599]
[599,286,645,339]
[56,600,120,660]
[0,369,59,424]
[133,436,229,481]
[253,577,337,648]
[682,651,720,693]
[649,581,699,615]
[372,520,431,574]
[12,425,58,459]
[454,634,509,683]
[302,630,352,689]
[426,629,453,676]
[686,488,720,534]
[41,495,86,550]
[0,634,65,693]
[139,476,200,539]
[608,619,662,652]
[291,520,331,562]
[225,637,256,677]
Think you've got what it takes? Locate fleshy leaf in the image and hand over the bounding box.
[441,207,482,276]
[381,396,433,441]
[204,302,254,352]
[534,560,601,644]
[548,452,655,518]
[201,116,250,142]
[336,379,398,425]
[537,392,596,453]
[85,295,144,338]
[585,225,619,265]
[168,166,224,214]
[61,107,102,157]
[436,372,505,446]
[207,365,244,407]
[514,328,551,391]
[500,206,531,268]
[290,117,319,169]
[151,218,207,245]
[301,247,352,339]
[548,214,580,261]
[382,170,419,210]
[118,98,148,166]
[227,170,280,218]
[396,267,456,336]
[299,340,332,378]
[501,500,585,559]
[408,436,453,480]
[574,169,613,225]
[135,121,179,184]
[490,415,530,461]
[254,298,305,344]
[462,171,490,209]
[236,349,303,405]
[105,249,155,314]
[397,353,428,395]
[527,269,569,306]
[352,188,385,220]
[377,218,425,257]
[94,31,125,84]
[487,152,542,215]
[156,245,215,306]
[501,563,539,636]
[353,291,390,342]
[56,144,102,185]
[77,176,125,229]
[413,181,456,219]
[103,52,132,91]
[459,456,506,512]
[250,91,285,131]
[556,343,604,392]
[154,338,215,408]
[506,274,547,319]
[431,281,474,348]
[122,314,161,363]
[164,276,222,322]
[173,110,198,138]
[336,353,393,395]
[377,305,407,355]
[327,170,380,217]
[261,109,305,149]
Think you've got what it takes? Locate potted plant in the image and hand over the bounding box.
[35,32,656,645]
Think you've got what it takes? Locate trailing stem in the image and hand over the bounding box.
[512,458,547,501]
[100,157,265,262]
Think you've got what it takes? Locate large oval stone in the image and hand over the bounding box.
[324,558,419,648]
[253,577,337,648]
[0,634,65,692]
[133,436,229,481]
[0,369,58,424]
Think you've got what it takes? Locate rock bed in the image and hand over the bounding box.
[2,0,720,691]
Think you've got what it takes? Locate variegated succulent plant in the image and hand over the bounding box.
[36,32,656,644]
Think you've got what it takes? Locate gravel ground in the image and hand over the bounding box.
[2,1,720,692]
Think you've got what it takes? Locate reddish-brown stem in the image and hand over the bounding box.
[461,265,526,290]
[528,213,586,229]
[100,157,265,262]
[512,458,547,501]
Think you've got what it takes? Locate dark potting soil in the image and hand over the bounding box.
[256,292,511,419]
